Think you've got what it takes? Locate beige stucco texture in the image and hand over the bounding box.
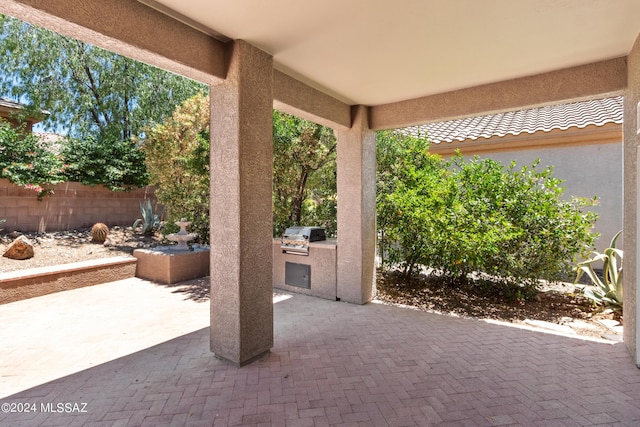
[623,33,640,365]
[370,58,627,130]
[133,248,209,284]
[335,106,377,305]
[209,41,274,366]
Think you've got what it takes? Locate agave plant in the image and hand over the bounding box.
[132,200,164,235]
[574,230,623,310]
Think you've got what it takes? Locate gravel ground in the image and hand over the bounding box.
[375,269,623,341]
[0,226,165,273]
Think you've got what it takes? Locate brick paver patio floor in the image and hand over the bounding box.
[1,277,640,426]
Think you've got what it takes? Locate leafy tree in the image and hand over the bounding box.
[272,111,337,236]
[142,99,338,242]
[0,119,64,198]
[376,131,598,295]
[300,157,337,236]
[140,92,210,243]
[0,14,206,141]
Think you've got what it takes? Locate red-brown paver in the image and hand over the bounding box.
[1,278,639,426]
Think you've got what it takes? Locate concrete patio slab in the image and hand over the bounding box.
[0,277,210,398]
[1,278,639,426]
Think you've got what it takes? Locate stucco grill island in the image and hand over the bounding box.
[274,226,338,300]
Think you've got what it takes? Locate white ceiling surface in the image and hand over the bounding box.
[142,0,640,106]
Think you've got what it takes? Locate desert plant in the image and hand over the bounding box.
[90,222,109,243]
[132,199,164,235]
[575,230,623,310]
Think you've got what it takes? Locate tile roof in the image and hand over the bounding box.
[0,97,49,120]
[0,97,27,111]
[403,96,623,144]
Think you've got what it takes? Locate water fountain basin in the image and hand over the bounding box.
[164,218,197,251]
[133,218,210,284]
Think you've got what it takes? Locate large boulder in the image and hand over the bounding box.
[3,235,35,260]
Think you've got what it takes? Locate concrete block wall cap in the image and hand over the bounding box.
[134,246,210,256]
[0,256,135,282]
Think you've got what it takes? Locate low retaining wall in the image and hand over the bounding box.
[0,257,137,304]
[0,179,156,232]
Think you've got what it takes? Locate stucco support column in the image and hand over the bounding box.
[624,33,640,367]
[210,40,273,366]
[335,105,376,304]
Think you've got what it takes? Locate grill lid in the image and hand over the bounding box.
[281,226,326,255]
[282,226,326,242]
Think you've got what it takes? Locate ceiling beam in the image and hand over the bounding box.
[370,57,628,131]
[0,0,227,84]
[0,0,352,128]
[273,70,352,129]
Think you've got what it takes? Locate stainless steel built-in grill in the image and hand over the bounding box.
[281,226,326,255]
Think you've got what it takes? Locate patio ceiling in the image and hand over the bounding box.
[1,0,638,128]
[139,0,640,107]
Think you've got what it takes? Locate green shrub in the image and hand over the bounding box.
[0,116,148,196]
[62,135,149,191]
[376,131,598,293]
[0,120,65,198]
[376,132,448,277]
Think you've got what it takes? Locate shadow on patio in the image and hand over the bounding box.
[1,278,639,426]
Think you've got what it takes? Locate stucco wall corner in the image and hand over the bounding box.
[623,32,640,367]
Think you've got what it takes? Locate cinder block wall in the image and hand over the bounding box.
[0,179,157,232]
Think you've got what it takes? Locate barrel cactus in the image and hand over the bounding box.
[91,222,109,243]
